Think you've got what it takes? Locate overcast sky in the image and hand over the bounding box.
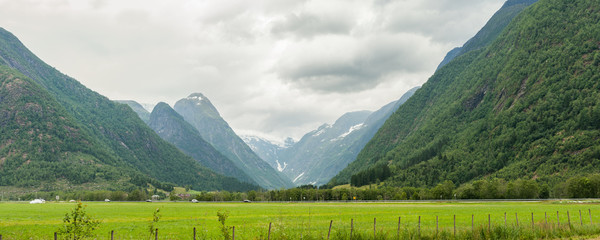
[0,0,504,142]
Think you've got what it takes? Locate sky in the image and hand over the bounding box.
[0,0,504,142]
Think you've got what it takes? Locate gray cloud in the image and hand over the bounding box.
[271,12,354,39]
[0,0,505,140]
[275,34,439,93]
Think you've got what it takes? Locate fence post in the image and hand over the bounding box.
[531,212,534,229]
[488,214,491,232]
[545,212,547,225]
[418,216,421,235]
[454,215,456,236]
[327,220,333,240]
[232,226,235,240]
[193,227,196,240]
[155,228,158,240]
[397,216,401,239]
[567,211,571,228]
[516,213,519,227]
[590,209,593,225]
[374,217,376,239]
[580,210,583,226]
[436,215,439,236]
[268,222,272,240]
[504,212,507,226]
[111,230,114,240]
[54,232,57,240]
[351,218,354,239]
[557,211,560,227]
[471,214,474,232]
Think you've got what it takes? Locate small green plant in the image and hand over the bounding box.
[148,208,161,239]
[57,202,101,240]
[217,209,231,240]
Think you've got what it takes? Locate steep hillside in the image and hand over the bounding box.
[174,93,293,189]
[0,28,252,191]
[332,0,600,189]
[117,100,150,123]
[148,102,257,185]
[0,65,134,189]
[437,0,538,69]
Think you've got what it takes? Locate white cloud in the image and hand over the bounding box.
[0,0,505,140]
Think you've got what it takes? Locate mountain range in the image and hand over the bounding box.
[0,27,257,192]
[245,87,419,186]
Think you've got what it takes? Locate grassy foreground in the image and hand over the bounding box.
[0,200,599,239]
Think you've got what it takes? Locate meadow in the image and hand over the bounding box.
[1,200,599,239]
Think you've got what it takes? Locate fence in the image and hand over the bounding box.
[1,209,596,239]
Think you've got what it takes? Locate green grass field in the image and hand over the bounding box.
[1,200,599,239]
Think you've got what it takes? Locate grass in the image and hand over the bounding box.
[0,200,599,239]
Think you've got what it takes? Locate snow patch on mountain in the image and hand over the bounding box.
[312,124,331,137]
[293,172,305,183]
[331,123,365,142]
[276,160,287,172]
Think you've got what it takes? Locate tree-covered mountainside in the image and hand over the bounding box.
[273,87,418,186]
[437,0,538,69]
[0,65,131,189]
[174,93,294,189]
[116,100,150,124]
[148,102,257,186]
[0,28,254,192]
[331,0,600,192]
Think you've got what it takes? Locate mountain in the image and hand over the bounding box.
[117,100,150,123]
[148,102,256,185]
[437,0,539,69]
[241,136,294,172]
[331,0,600,190]
[275,87,418,186]
[173,93,294,189]
[0,65,134,189]
[0,27,255,192]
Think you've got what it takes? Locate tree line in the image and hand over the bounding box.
[6,174,600,202]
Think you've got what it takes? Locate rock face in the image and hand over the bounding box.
[148,102,256,185]
[174,93,293,189]
[0,28,257,192]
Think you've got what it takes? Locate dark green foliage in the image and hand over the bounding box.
[57,202,101,240]
[331,0,600,191]
[350,163,391,187]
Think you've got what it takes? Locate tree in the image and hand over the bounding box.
[57,202,101,240]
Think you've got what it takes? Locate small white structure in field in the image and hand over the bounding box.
[191,199,199,203]
[29,199,45,204]
[104,199,111,202]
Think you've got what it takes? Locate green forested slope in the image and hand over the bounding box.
[0,66,139,189]
[437,0,538,69]
[332,0,600,189]
[0,28,251,191]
